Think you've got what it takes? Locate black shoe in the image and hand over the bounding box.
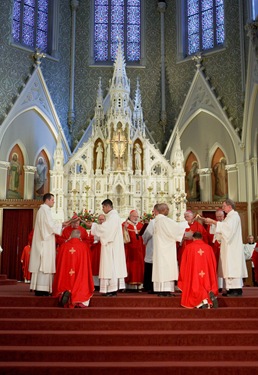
[158,292,167,297]
[199,303,209,309]
[60,290,71,306]
[105,291,117,297]
[209,291,218,308]
[158,292,174,297]
[35,290,50,296]
[227,291,242,297]
[226,288,242,297]
[218,288,223,293]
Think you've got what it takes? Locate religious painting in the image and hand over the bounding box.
[185,153,200,202]
[94,139,104,171]
[212,148,228,201]
[133,140,143,173]
[7,145,24,199]
[34,151,50,199]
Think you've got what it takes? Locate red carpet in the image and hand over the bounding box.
[0,283,258,374]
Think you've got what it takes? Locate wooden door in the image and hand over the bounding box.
[1,209,33,280]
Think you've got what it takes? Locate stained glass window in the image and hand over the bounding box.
[94,0,141,63]
[186,0,224,56]
[12,0,51,54]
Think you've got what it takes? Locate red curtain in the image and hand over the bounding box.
[1,209,33,280]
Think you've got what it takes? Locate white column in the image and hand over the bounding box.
[251,157,258,200]
[23,166,37,199]
[67,0,79,132]
[225,164,238,201]
[198,168,212,202]
[157,2,167,131]
[0,161,10,199]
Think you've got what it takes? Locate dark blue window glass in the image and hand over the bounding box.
[94,0,141,63]
[186,0,224,56]
[12,0,50,54]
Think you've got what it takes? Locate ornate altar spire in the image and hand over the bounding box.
[108,39,131,122]
[133,77,144,131]
[110,39,130,93]
[171,127,184,172]
[53,132,64,170]
[94,77,104,130]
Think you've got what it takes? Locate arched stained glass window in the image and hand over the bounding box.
[186,0,224,56]
[94,0,141,63]
[12,0,52,54]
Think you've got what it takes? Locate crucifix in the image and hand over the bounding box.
[110,129,128,170]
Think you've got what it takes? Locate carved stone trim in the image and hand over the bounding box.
[0,200,41,208]
[0,161,10,169]
[225,164,238,172]
[23,165,37,173]
[198,168,212,176]
[187,201,247,212]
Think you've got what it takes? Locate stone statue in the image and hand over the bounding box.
[8,153,21,192]
[96,142,103,169]
[35,156,47,195]
[186,161,200,201]
[213,157,227,199]
[134,143,142,170]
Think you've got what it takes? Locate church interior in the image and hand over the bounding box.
[0,1,258,373]
[0,1,257,279]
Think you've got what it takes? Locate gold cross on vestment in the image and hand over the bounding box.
[198,248,204,256]
[199,270,205,278]
[69,247,76,254]
[69,269,75,276]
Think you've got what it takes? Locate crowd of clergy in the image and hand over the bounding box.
[22,193,258,309]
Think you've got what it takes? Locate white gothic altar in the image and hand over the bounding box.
[51,42,187,221]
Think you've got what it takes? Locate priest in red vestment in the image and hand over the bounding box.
[52,229,94,308]
[122,210,145,291]
[178,231,218,309]
[21,229,34,283]
[251,243,258,286]
[207,209,225,267]
[177,210,208,266]
[57,214,90,246]
[21,244,31,283]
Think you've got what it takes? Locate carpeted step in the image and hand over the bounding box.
[0,279,17,285]
[0,317,257,331]
[0,284,258,374]
[0,360,258,375]
[0,294,256,307]
[0,306,257,319]
[1,329,258,347]
[0,345,258,363]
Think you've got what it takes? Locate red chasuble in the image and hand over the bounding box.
[122,220,145,285]
[178,239,218,308]
[177,221,208,266]
[61,225,90,244]
[20,245,31,281]
[252,245,258,283]
[52,238,94,308]
[90,238,101,276]
[207,226,221,269]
